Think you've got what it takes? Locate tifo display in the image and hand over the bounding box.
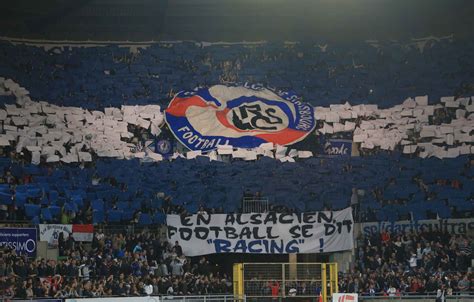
[1,77,473,165]
[0,35,472,301]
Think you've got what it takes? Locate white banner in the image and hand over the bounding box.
[360,218,474,236]
[167,207,354,256]
[39,224,72,247]
[333,293,358,302]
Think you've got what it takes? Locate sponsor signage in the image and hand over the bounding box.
[333,293,358,302]
[361,218,474,235]
[323,139,352,157]
[66,297,160,302]
[0,227,37,257]
[15,300,62,302]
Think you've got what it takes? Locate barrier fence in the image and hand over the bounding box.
[5,296,246,302]
[359,295,474,302]
[241,197,269,213]
[5,294,474,302]
[160,296,246,301]
[234,262,338,301]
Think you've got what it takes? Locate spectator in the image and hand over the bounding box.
[436,286,446,302]
[458,275,470,293]
[408,253,418,270]
[170,258,184,276]
[344,230,473,296]
[173,241,183,257]
[350,188,359,219]
[197,206,207,215]
[1,228,232,299]
[387,284,397,296]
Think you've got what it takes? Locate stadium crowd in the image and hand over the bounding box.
[0,145,472,299]
[0,231,232,299]
[1,220,472,299]
[341,230,473,296]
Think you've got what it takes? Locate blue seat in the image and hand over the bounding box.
[385,210,398,222]
[91,199,104,211]
[411,208,427,220]
[138,213,152,225]
[118,191,133,201]
[0,192,12,205]
[429,200,451,218]
[97,190,114,201]
[40,196,49,206]
[49,205,61,217]
[122,209,135,221]
[71,195,84,208]
[24,204,41,218]
[49,191,58,204]
[87,192,97,200]
[41,208,53,222]
[23,165,41,175]
[0,184,10,192]
[186,202,199,213]
[116,201,129,211]
[130,200,141,210]
[154,213,166,224]
[64,202,78,213]
[31,216,40,225]
[375,211,387,221]
[27,187,42,198]
[93,210,105,224]
[107,210,122,222]
[14,192,27,207]
[56,197,66,207]
[15,185,28,193]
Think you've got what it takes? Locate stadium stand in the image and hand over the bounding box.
[345,230,473,296]
[0,233,232,298]
[1,229,471,299]
[0,154,472,225]
[0,38,473,110]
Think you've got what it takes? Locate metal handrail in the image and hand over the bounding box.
[160,295,246,301]
[359,293,474,298]
[242,197,269,213]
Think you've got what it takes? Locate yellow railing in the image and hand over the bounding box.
[234,262,338,301]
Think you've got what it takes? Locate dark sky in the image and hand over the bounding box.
[0,0,473,41]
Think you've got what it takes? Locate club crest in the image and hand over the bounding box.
[165,84,316,151]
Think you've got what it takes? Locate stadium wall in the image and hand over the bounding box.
[9,295,474,302]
